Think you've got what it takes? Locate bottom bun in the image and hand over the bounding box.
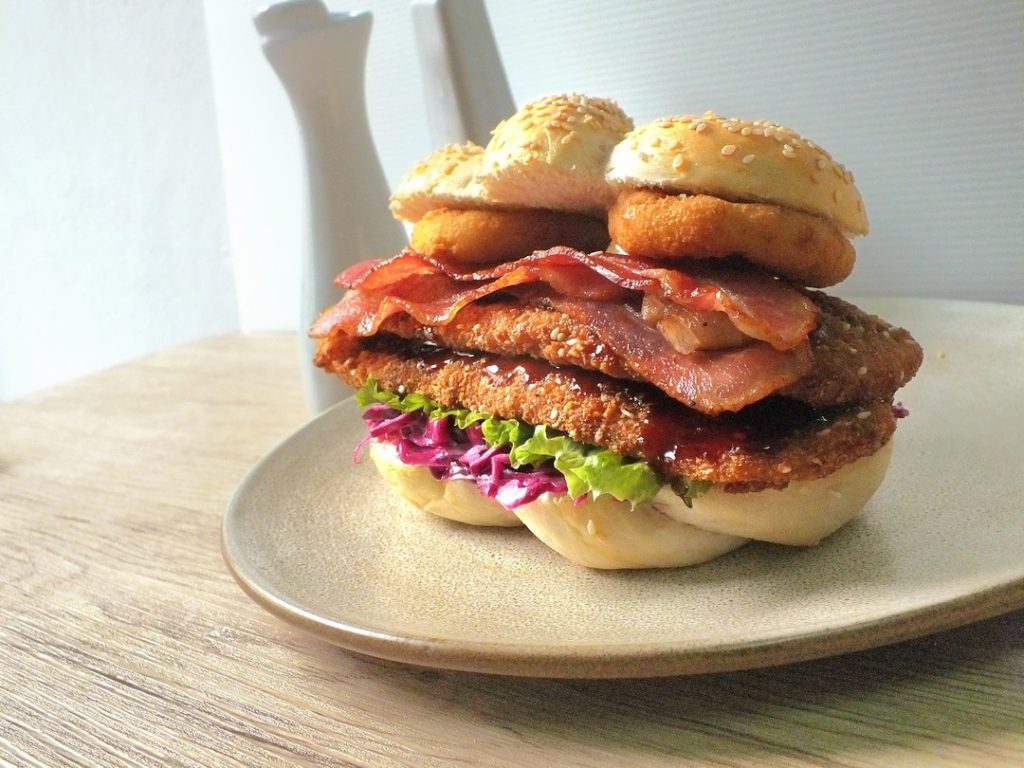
[369,442,522,527]
[368,438,893,569]
[655,440,893,546]
[512,494,748,569]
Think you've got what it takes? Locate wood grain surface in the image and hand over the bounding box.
[1,333,1022,768]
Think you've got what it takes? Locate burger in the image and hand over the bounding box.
[310,95,922,569]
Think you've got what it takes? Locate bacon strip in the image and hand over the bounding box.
[547,297,811,413]
[310,247,819,414]
[316,247,816,350]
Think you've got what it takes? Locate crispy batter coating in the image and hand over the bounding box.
[356,292,922,410]
[315,334,897,492]
[608,190,855,287]
[411,207,609,267]
[780,292,923,407]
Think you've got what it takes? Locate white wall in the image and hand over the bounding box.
[3,1,1022,400]
[0,1,236,401]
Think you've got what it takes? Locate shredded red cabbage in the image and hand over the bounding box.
[357,407,568,509]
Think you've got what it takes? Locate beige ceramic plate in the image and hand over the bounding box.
[223,298,1024,678]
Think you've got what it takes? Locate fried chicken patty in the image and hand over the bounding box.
[316,334,897,492]
[336,291,921,411]
[609,190,855,287]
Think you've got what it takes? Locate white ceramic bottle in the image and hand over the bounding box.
[255,1,407,414]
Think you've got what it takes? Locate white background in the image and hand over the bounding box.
[2,0,1021,401]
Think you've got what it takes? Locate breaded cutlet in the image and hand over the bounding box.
[342,292,921,411]
[316,334,897,492]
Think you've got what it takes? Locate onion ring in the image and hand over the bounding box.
[410,208,609,268]
[608,190,854,287]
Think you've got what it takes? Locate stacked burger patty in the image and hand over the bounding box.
[311,94,923,569]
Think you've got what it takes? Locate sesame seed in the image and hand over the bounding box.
[556,348,565,358]
[726,124,740,133]
[550,329,561,340]
[721,144,737,156]
[834,189,842,202]
[695,122,707,133]
[586,519,596,536]
[672,153,685,169]
[817,427,832,436]
[857,411,871,420]
[639,151,651,163]
[742,154,755,164]
[629,140,639,150]
[566,338,578,347]
[550,408,559,420]
[560,134,573,145]
[740,126,752,136]
[777,463,792,474]
[650,136,662,148]
[669,139,683,150]
[858,366,868,376]
[816,156,828,170]
[882,330,891,338]
[849,347,858,354]
[782,144,796,158]
[841,322,851,331]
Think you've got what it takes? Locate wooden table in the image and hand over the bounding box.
[2,333,1022,767]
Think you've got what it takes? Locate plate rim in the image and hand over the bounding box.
[222,296,1024,678]
[223,520,1024,677]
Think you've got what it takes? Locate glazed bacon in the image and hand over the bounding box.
[312,247,817,350]
[547,297,811,413]
[310,246,822,414]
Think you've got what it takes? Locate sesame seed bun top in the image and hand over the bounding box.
[606,112,868,236]
[471,93,634,216]
[389,142,484,223]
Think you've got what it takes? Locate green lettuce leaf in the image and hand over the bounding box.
[355,378,711,506]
